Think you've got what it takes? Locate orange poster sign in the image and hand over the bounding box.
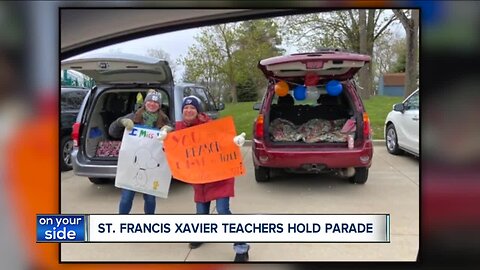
[163,116,246,184]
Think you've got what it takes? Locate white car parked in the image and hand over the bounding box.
[384,89,419,156]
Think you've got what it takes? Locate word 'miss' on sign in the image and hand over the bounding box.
[163,116,245,184]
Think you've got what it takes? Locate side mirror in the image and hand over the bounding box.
[393,103,404,112]
[253,103,261,110]
[216,102,225,111]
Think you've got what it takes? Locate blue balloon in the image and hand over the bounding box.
[326,80,343,96]
[293,85,307,100]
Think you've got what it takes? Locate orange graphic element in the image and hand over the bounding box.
[164,116,245,184]
[4,93,222,269]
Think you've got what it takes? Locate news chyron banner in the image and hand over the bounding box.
[37,214,390,243]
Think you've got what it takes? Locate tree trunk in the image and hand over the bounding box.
[219,25,238,103]
[393,9,419,98]
[404,10,419,98]
[227,58,237,103]
[358,9,370,100]
[366,9,376,97]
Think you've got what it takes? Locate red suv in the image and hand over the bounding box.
[252,51,373,184]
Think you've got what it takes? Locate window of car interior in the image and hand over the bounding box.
[183,86,214,111]
[404,92,419,111]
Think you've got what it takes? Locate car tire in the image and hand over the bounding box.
[349,167,368,184]
[88,178,111,185]
[60,135,74,171]
[386,124,403,155]
[255,166,270,182]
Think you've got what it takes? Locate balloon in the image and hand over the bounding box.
[306,86,320,100]
[274,80,289,97]
[293,85,306,100]
[304,72,319,86]
[326,80,343,96]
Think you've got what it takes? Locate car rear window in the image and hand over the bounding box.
[61,90,87,111]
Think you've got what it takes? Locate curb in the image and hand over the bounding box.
[372,140,385,146]
[243,140,384,147]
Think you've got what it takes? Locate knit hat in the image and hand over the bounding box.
[144,92,162,105]
[182,95,202,112]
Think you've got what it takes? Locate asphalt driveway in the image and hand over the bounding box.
[60,142,419,262]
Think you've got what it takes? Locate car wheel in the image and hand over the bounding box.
[349,167,368,184]
[88,178,111,184]
[255,166,270,182]
[60,135,74,171]
[386,124,403,155]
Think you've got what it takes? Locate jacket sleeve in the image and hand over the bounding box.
[108,113,135,139]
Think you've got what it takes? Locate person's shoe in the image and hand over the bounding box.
[189,242,203,249]
[234,251,249,262]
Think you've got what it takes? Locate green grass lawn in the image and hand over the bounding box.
[220,96,403,140]
[363,96,404,139]
[219,101,258,139]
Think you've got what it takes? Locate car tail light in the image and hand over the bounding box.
[363,112,372,140]
[72,122,80,147]
[254,114,264,139]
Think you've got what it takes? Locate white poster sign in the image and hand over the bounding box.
[115,126,172,198]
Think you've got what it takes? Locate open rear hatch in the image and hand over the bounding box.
[258,51,371,146]
[258,51,370,81]
[61,52,173,84]
[62,53,174,161]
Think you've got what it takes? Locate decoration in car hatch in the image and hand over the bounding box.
[326,80,343,96]
[293,85,307,100]
[304,72,319,86]
[307,86,321,100]
[274,80,289,97]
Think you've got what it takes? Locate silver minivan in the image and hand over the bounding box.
[62,52,175,184]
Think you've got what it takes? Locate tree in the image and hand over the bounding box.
[393,9,419,98]
[216,24,238,103]
[281,10,398,99]
[233,19,285,100]
[358,9,370,98]
[146,47,178,81]
[390,39,407,73]
[374,34,406,78]
[236,78,257,102]
[179,30,225,102]
[181,19,284,103]
[179,24,239,102]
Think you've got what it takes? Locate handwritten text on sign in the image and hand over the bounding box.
[163,116,245,184]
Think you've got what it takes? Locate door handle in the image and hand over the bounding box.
[412,116,419,121]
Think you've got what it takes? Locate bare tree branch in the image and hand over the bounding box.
[348,9,359,32]
[393,9,410,30]
[374,14,398,41]
[374,9,384,27]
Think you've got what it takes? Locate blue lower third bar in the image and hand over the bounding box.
[36,215,86,242]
